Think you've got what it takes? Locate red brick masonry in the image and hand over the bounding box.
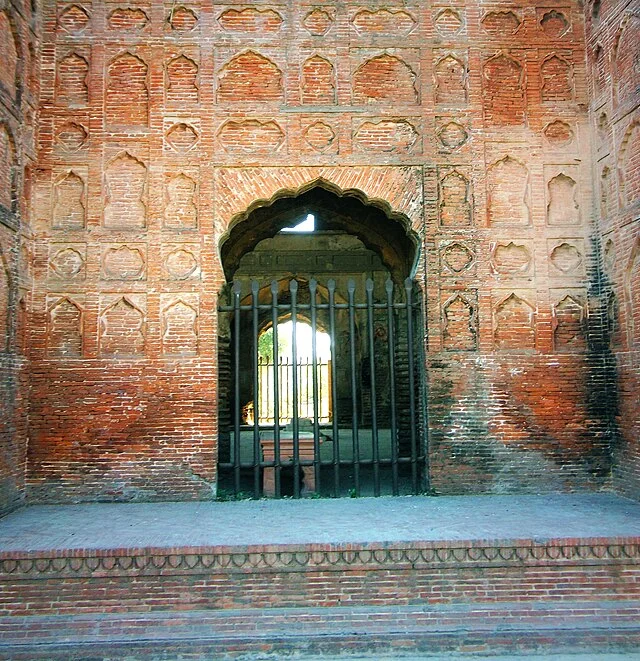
[1,536,639,616]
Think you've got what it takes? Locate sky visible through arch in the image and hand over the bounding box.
[259,321,331,360]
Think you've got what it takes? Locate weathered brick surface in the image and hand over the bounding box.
[0,0,39,514]
[2,603,640,658]
[584,0,640,498]
[0,0,637,505]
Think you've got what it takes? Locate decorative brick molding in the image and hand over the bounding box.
[2,537,639,580]
[0,536,639,617]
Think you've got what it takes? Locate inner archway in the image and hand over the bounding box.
[217,184,425,499]
[254,319,332,426]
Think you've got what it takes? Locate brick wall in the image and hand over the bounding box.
[584,0,640,498]
[2,0,636,503]
[0,0,39,514]
[1,538,639,615]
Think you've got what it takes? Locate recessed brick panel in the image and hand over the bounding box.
[107,7,149,31]
[217,52,284,103]
[620,122,640,205]
[547,173,581,225]
[99,296,146,357]
[58,4,90,34]
[442,293,477,351]
[168,5,198,32]
[106,53,149,126]
[303,8,333,36]
[0,125,15,209]
[166,123,199,153]
[104,153,147,229]
[52,171,86,230]
[55,122,88,153]
[0,12,18,98]
[540,10,570,39]
[487,157,530,226]
[218,120,284,154]
[301,56,335,105]
[166,55,199,105]
[351,9,416,36]
[49,245,86,281]
[494,293,536,350]
[541,55,574,102]
[553,294,586,352]
[353,119,419,154]
[483,53,526,125]
[0,251,9,351]
[218,8,283,33]
[627,248,640,347]
[352,54,418,105]
[56,53,89,106]
[491,242,533,275]
[435,9,463,37]
[161,295,199,356]
[164,172,198,229]
[544,120,574,146]
[434,55,467,105]
[439,170,472,226]
[47,297,83,358]
[614,15,640,104]
[481,11,522,36]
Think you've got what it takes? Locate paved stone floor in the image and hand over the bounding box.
[1,493,640,551]
[329,652,640,659]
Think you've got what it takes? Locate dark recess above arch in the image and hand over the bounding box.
[220,185,418,282]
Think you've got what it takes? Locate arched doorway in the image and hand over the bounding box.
[217,184,426,498]
[254,314,333,427]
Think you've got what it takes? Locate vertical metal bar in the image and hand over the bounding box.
[419,289,430,495]
[347,279,360,496]
[283,357,289,421]
[263,358,270,425]
[309,279,321,492]
[386,279,399,496]
[365,279,380,496]
[251,281,260,499]
[290,279,300,498]
[405,278,418,493]
[270,280,281,497]
[232,281,242,495]
[328,279,340,497]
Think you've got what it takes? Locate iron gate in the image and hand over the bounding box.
[217,277,427,499]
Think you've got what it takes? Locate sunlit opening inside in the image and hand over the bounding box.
[252,320,332,425]
[259,320,330,360]
[280,213,315,233]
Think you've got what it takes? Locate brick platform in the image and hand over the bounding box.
[1,602,640,659]
[0,495,639,657]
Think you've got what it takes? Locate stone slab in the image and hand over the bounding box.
[1,494,640,553]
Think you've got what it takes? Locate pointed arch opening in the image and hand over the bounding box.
[217,183,425,499]
[220,182,419,282]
